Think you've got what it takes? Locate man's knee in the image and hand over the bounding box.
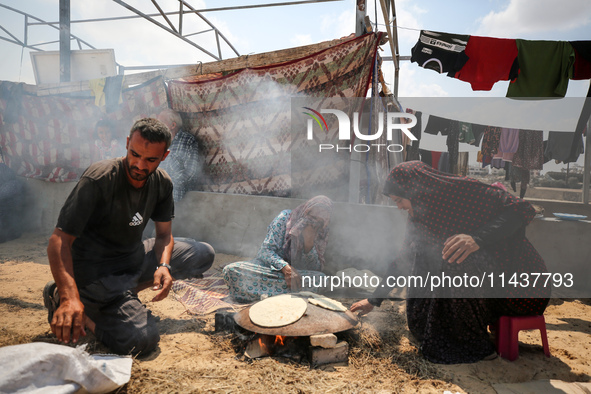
[171,239,215,279]
[198,242,215,269]
[126,323,160,356]
[87,291,161,356]
[102,318,160,356]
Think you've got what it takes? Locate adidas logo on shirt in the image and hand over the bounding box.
[129,212,143,226]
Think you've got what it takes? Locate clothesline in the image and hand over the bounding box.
[373,23,590,202]
[402,107,585,173]
[409,30,590,95]
[375,23,421,32]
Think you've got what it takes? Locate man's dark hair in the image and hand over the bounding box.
[129,118,172,150]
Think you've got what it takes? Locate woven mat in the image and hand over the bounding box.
[171,271,247,316]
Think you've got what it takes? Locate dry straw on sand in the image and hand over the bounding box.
[1,241,591,393]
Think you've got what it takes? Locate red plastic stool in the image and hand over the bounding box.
[491,315,551,361]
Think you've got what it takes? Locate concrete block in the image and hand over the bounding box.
[309,341,348,366]
[310,333,338,348]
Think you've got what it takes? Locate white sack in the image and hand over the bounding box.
[0,342,132,394]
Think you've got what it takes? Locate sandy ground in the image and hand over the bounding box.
[1,232,591,393]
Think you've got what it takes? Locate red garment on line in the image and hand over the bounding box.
[455,36,518,91]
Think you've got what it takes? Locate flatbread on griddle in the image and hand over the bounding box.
[308,295,348,312]
[295,291,318,298]
[249,294,308,327]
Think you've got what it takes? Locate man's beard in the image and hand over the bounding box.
[125,159,151,181]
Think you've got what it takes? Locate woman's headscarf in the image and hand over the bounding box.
[283,195,333,269]
[382,161,535,239]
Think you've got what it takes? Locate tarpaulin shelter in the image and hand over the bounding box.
[0,32,392,203]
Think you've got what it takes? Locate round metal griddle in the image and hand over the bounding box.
[234,302,359,336]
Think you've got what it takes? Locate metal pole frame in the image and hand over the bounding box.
[378,0,399,98]
[59,0,70,82]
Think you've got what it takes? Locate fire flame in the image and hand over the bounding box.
[274,335,286,347]
[246,335,301,359]
[257,337,269,353]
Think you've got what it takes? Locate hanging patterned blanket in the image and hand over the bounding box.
[167,33,383,199]
[0,76,169,181]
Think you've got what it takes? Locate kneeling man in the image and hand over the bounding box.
[45,118,214,356]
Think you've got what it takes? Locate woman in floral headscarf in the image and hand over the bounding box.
[351,161,549,364]
[223,195,333,302]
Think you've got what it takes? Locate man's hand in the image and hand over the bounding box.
[51,298,86,344]
[442,234,480,264]
[151,266,174,302]
[47,228,86,344]
[281,265,302,290]
[151,221,174,301]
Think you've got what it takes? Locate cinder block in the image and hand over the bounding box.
[310,333,338,348]
[309,341,348,366]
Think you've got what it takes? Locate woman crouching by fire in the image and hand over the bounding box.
[223,196,332,302]
[350,161,550,364]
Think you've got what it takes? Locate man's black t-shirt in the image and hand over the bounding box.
[57,158,174,287]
